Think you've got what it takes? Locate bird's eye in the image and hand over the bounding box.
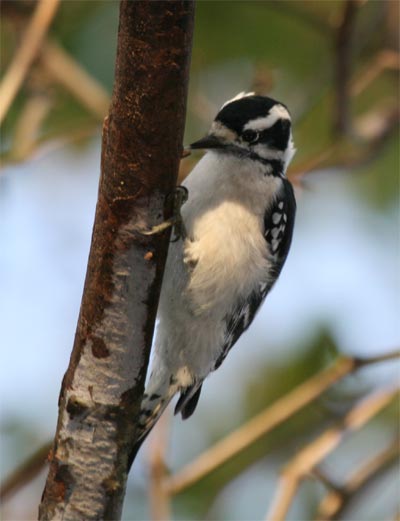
[242,129,259,143]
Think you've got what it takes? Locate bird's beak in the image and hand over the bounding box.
[189,134,227,150]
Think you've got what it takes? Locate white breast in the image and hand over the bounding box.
[180,151,282,317]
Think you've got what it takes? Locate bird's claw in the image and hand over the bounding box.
[142,186,188,242]
[169,186,188,242]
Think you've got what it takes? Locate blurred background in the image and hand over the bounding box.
[1,1,399,520]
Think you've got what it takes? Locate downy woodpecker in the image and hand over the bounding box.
[138,92,296,438]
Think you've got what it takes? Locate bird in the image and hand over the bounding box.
[138,92,296,441]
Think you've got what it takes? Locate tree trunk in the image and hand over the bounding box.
[38,1,194,519]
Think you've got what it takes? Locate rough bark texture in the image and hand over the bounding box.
[39,2,194,520]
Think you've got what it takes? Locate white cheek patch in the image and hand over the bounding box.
[252,144,279,158]
[244,104,290,131]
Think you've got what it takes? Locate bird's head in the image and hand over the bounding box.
[190,92,295,169]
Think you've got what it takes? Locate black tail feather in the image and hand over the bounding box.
[174,384,202,420]
[129,383,203,471]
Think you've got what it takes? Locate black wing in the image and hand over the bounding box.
[214,178,296,371]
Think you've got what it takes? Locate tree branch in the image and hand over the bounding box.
[163,350,399,495]
[350,49,400,97]
[0,442,52,502]
[0,0,60,124]
[38,2,194,520]
[334,0,362,136]
[265,386,399,521]
[148,413,172,521]
[9,92,52,161]
[317,438,399,520]
[40,39,110,120]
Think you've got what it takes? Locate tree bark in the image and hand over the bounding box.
[38,2,194,520]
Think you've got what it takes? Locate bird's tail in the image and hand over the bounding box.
[136,384,176,441]
[137,370,204,439]
[128,376,176,471]
[128,366,203,470]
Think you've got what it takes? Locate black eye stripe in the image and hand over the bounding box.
[257,119,291,149]
[260,119,289,136]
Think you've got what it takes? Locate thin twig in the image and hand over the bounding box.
[148,413,171,521]
[163,351,399,495]
[0,0,60,124]
[351,49,400,97]
[163,357,353,495]
[354,350,400,368]
[289,48,399,180]
[0,442,52,501]
[317,438,400,520]
[290,104,398,180]
[311,468,343,495]
[334,0,361,135]
[40,40,110,120]
[265,386,399,521]
[10,93,52,161]
[1,124,101,169]
[268,474,300,521]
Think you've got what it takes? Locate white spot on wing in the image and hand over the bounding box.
[271,239,279,251]
[271,227,280,238]
[272,212,281,224]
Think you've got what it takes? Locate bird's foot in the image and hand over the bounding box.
[142,186,188,242]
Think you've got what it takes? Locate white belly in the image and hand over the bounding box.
[183,199,271,316]
[155,151,282,377]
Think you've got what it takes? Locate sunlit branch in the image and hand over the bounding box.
[0,442,52,502]
[350,50,400,97]
[10,93,52,161]
[265,386,399,521]
[316,438,399,520]
[40,40,110,120]
[289,48,399,180]
[163,350,399,496]
[148,413,172,521]
[0,0,60,124]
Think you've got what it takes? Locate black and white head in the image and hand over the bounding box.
[190,92,295,171]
